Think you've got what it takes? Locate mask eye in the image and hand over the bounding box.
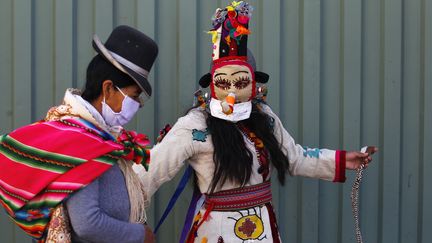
[214,78,231,90]
[233,76,251,89]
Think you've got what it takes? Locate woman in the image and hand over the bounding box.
[0,25,157,243]
[138,2,377,242]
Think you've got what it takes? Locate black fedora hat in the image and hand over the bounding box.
[92,25,158,97]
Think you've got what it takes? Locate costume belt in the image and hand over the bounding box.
[204,180,272,211]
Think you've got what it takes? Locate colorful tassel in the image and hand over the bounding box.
[117,130,151,171]
[207,30,219,44]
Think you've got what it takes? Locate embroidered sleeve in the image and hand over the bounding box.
[138,116,196,200]
[333,150,347,182]
[260,104,339,182]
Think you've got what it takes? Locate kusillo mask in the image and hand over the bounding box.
[210,59,256,103]
[197,1,268,121]
[199,1,269,94]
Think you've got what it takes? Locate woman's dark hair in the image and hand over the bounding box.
[81,55,136,102]
[206,102,289,193]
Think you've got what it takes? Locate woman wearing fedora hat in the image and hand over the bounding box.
[137,2,377,242]
[0,25,157,243]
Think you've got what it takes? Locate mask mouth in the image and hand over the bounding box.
[209,98,252,122]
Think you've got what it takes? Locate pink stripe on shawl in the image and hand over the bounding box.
[0,153,60,198]
[9,121,122,161]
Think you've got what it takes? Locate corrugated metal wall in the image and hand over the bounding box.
[0,0,431,242]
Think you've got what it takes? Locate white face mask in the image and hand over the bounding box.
[209,98,252,122]
[101,87,140,126]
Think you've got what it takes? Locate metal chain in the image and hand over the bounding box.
[351,163,365,243]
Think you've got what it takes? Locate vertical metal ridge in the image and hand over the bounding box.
[398,0,405,242]
[298,2,305,243]
[337,1,345,242]
[31,0,36,122]
[377,1,385,241]
[72,0,78,89]
[417,0,426,241]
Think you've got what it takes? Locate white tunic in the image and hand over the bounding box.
[138,104,340,242]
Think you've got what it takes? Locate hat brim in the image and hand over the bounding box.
[255,71,269,83]
[199,73,212,88]
[92,35,152,97]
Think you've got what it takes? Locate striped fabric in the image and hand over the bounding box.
[0,118,124,239]
[203,181,272,211]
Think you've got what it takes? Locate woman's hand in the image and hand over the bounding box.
[144,224,156,243]
[346,146,378,170]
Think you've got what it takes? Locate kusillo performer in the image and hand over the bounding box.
[138,1,377,242]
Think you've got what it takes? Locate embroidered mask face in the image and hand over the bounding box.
[211,64,254,103]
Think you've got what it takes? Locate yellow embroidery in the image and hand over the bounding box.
[234,214,264,240]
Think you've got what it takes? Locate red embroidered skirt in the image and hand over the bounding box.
[186,181,281,243]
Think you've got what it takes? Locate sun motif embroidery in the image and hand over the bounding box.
[192,129,209,142]
[238,217,257,237]
[228,207,267,241]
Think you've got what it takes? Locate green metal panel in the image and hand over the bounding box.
[381,0,403,242]
[279,1,301,242]
[0,0,13,134]
[360,1,382,242]
[34,0,55,120]
[300,0,321,242]
[421,1,432,243]
[401,1,421,242]
[76,0,95,90]
[341,0,363,242]
[0,1,15,242]
[0,0,15,242]
[0,0,431,242]
[319,1,341,242]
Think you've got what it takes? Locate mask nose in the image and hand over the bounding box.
[221,92,235,115]
[227,84,237,94]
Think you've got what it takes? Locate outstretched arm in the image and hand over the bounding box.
[260,104,376,182]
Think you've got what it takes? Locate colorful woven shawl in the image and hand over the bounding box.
[0,117,149,239]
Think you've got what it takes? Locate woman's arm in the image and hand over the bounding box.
[66,177,146,243]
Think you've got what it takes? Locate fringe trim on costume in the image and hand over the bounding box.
[118,159,148,224]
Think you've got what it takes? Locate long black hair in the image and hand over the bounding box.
[81,55,136,102]
[206,102,289,193]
